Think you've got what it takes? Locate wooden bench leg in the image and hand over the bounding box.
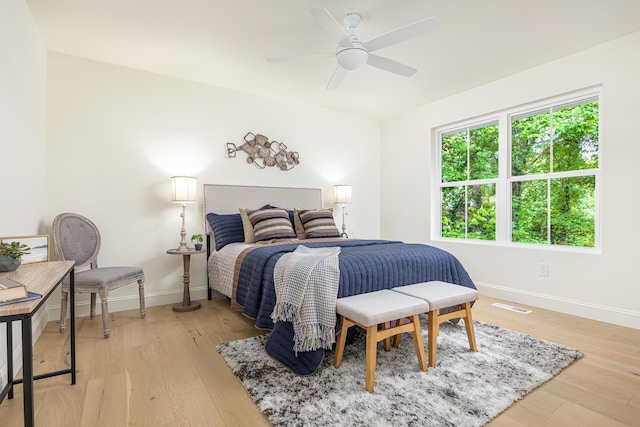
[428,310,438,368]
[335,313,429,394]
[366,325,378,393]
[427,303,477,368]
[334,316,351,368]
[410,314,428,372]
[392,318,403,348]
[383,321,391,352]
[463,302,478,352]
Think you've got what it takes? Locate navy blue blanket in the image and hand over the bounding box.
[234,240,475,330]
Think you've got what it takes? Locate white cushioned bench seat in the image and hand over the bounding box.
[392,281,479,368]
[334,290,429,393]
[336,289,430,327]
[392,281,479,310]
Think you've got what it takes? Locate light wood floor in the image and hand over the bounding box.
[1,295,638,426]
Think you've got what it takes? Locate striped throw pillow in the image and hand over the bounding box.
[239,204,274,243]
[298,209,340,238]
[247,208,296,242]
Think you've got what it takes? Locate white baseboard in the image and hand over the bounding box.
[476,282,640,330]
[45,286,209,322]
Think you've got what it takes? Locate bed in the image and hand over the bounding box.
[203,184,476,331]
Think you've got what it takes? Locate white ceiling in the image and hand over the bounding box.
[26,0,640,119]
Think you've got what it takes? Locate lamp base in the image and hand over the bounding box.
[340,205,348,239]
[174,244,191,252]
[175,203,190,252]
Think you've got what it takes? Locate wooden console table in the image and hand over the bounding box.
[0,260,76,427]
[167,248,205,312]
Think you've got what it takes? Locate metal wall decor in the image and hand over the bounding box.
[226,132,300,171]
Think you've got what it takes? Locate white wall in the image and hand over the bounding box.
[381,32,640,329]
[0,0,48,389]
[0,1,47,234]
[45,53,381,317]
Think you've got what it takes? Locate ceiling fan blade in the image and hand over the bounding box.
[326,66,347,90]
[364,17,438,52]
[367,54,417,77]
[267,52,334,63]
[310,8,352,47]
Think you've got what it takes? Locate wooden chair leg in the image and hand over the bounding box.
[333,316,350,368]
[90,293,97,320]
[99,288,110,339]
[365,325,378,393]
[428,310,438,368]
[463,302,478,352]
[138,278,146,318]
[410,314,427,372]
[59,290,68,333]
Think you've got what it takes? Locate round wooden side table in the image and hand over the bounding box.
[167,248,205,312]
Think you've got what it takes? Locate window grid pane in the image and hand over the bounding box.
[511,179,548,244]
[441,186,466,238]
[468,183,496,241]
[511,111,551,176]
[550,176,596,247]
[469,123,499,180]
[441,130,468,183]
[552,101,599,173]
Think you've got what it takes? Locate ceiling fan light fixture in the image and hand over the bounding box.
[267,8,438,89]
[336,47,368,70]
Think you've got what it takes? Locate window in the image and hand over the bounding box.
[441,122,498,241]
[436,91,600,250]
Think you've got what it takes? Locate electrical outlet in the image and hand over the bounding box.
[538,263,549,277]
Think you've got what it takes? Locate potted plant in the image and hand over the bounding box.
[0,241,31,272]
[191,234,204,251]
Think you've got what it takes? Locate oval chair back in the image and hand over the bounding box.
[52,213,101,269]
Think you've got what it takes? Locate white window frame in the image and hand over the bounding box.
[432,88,602,253]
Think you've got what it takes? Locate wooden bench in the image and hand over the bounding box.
[392,281,479,367]
[333,289,429,393]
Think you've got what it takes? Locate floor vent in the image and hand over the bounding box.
[491,302,532,314]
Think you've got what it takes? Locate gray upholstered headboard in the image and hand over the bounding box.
[202,184,323,234]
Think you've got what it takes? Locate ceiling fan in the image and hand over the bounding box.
[267,8,438,89]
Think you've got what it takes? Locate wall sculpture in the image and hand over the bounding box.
[226,132,300,171]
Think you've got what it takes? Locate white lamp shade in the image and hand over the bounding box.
[171,176,197,203]
[334,184,352,205]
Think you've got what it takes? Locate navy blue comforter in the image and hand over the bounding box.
[234,239,475,329]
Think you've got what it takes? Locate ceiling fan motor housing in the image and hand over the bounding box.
[336,11,369,70]
[336,43,368,70]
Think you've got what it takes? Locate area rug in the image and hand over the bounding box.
[217,319,582,427]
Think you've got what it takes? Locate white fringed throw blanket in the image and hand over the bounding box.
[271,245,341,353]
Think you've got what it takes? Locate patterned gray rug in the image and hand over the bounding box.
[217,319,582,427]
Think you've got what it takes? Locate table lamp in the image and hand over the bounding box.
[334,184,352,238]
[171,176,197,251]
